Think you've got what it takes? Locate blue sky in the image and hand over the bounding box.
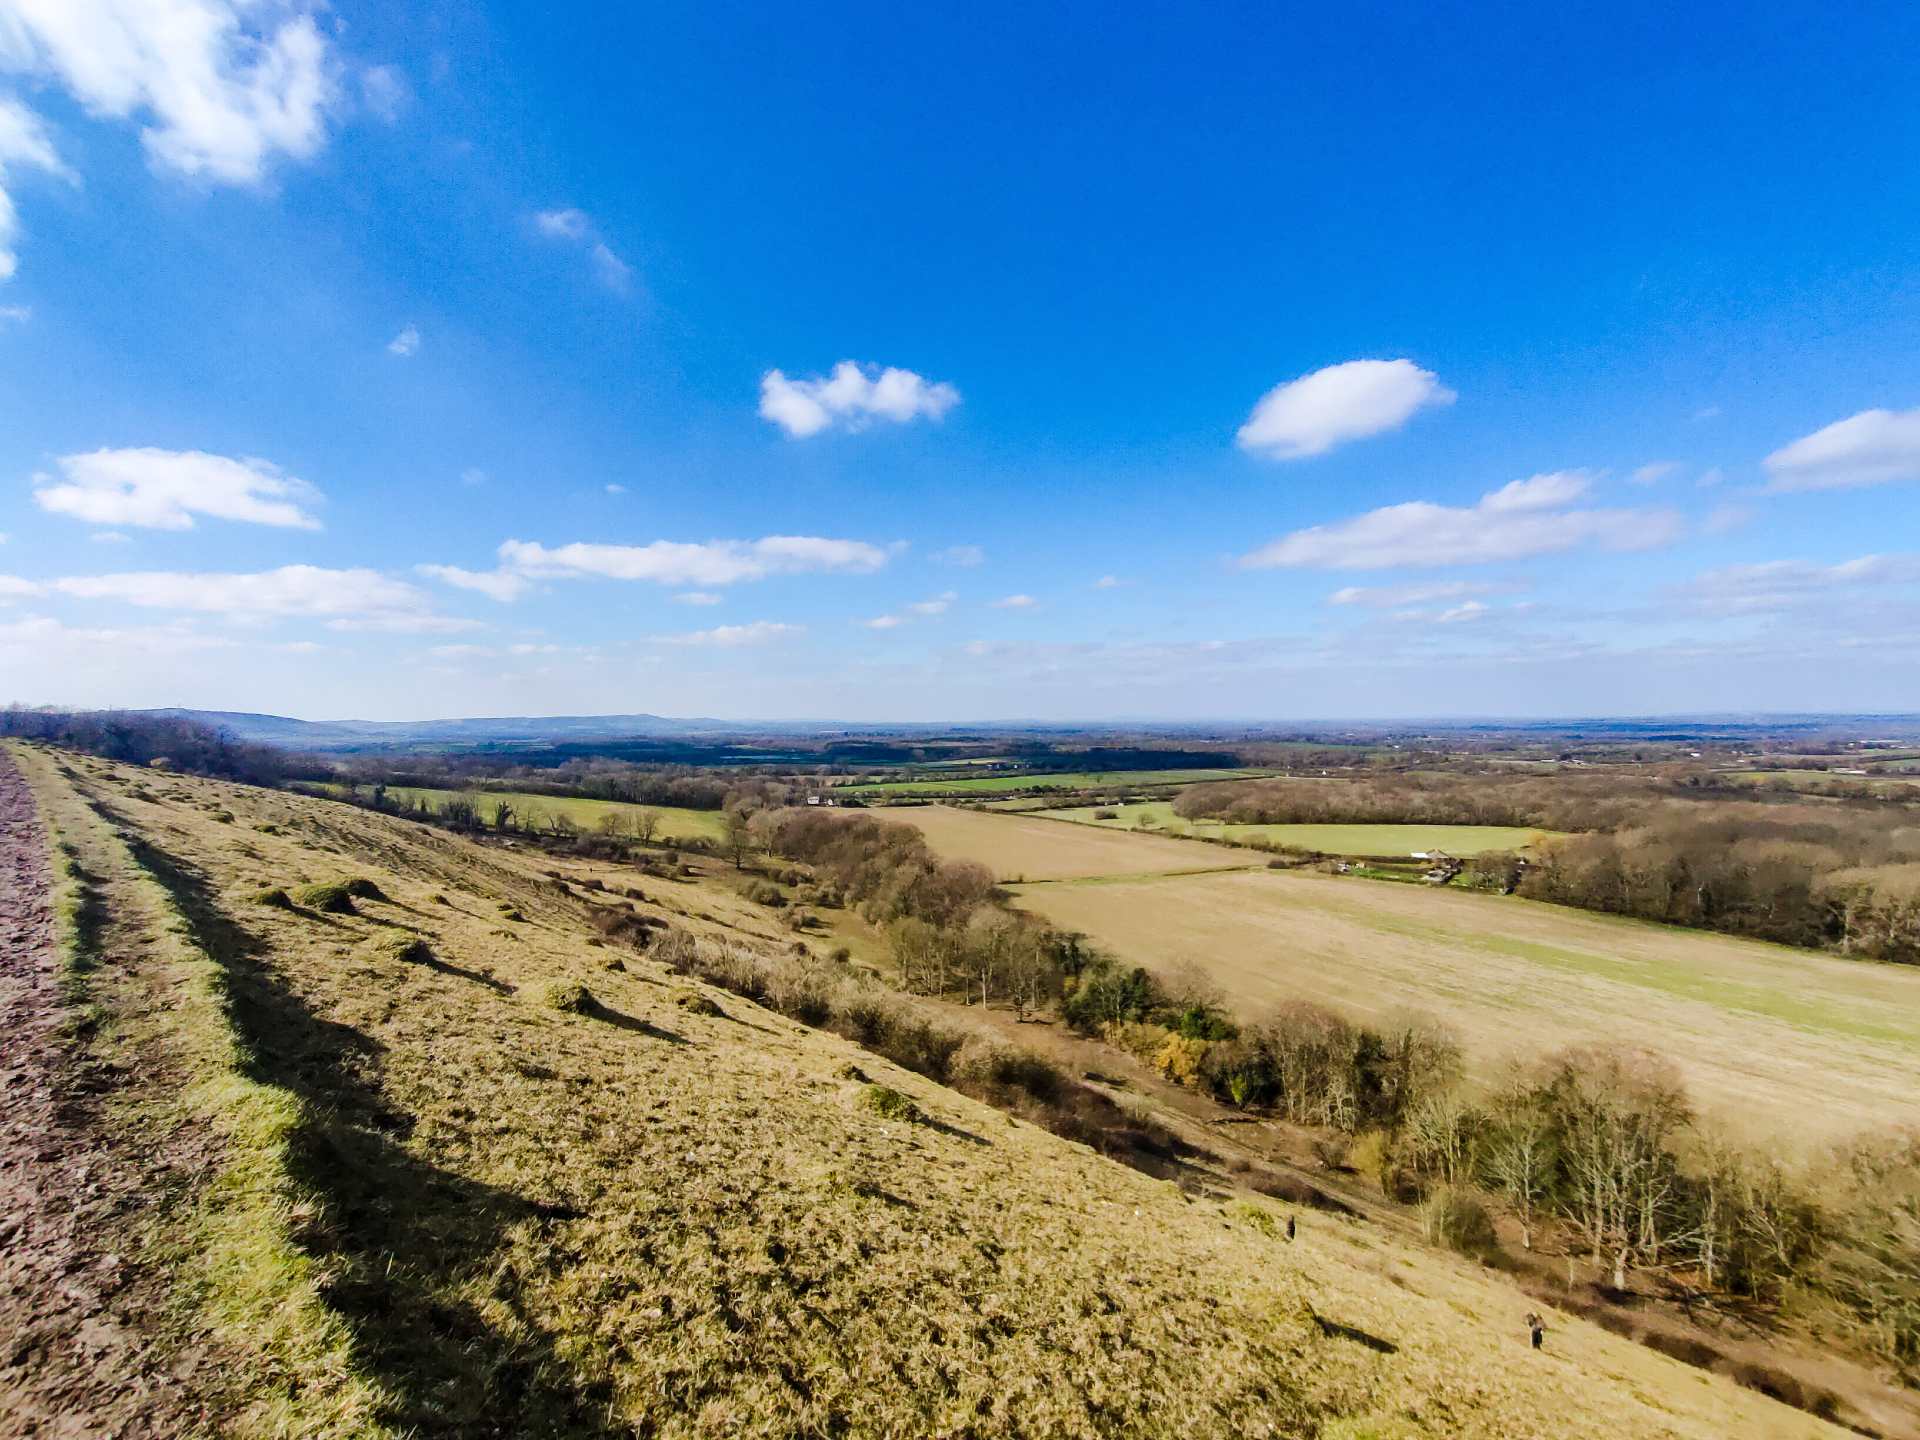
[1,1,1918,721]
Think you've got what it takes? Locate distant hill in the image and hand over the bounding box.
[138,708,746,748]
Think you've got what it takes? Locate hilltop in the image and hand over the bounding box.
[0,742,1857,1439]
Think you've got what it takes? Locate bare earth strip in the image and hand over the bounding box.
[897,804,1267,881]
[1009,866,1920,1144]
[0,748,212,1437]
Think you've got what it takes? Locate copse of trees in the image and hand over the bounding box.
[0,706,320,785]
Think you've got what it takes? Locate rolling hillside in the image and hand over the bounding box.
[0,743,1855,1439]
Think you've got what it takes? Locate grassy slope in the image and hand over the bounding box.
[1037,802,1549,856]
[15,750,1847,1439]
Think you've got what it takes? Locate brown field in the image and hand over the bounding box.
[2,743,1856,1439]
[1008,865,1920,1144]
[898,803,1263,880]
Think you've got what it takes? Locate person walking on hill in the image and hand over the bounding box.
[1525,1312,1545,1350]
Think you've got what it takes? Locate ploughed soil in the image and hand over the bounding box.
[0,751,213,1438]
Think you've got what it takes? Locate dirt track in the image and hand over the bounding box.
[0,751,206,1438]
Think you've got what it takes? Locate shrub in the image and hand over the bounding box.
[250,886,294,910]
[291,881,355,914]
[535,980,592,1014]
[859,1084,921,1124]
[745,879,786,907]
[210,809,235,824]
[953,1041,1065,1105]
[1228,1201,1284,1240]
[1420,1185,1499,1258]
[1153,1033,1210,1088]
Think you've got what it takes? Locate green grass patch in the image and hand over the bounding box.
[316,784,730,843]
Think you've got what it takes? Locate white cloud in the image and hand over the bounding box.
[1328,580,1500,608]
[1435,601,1490,624]
[671,591,721,606]
[1702,504,1752,536]
[1693,405,1722,421]
[53,564,429,618]
[1480,470,1593,512]
[1630,460,1682,485]
[931,544,985,567]
[1680,554,1920,616]
[0,572,42,598]
[0,0,336,185]
[386,323,419,357]
[0,301,26,321]
[89,530,130,543]
[604,483,626,494]
[1242,472,1681,571]
[991,593,1036,609]
[460,467,487,487]
[1764,406,1920,491]
[1093,575,1124,589]
[908,591,956,615]
[498,535,891,587]
[759,361,960,438]
[416,563,529,603]
[861,614,903,630]
[0,96,70,280]
[33,447,323,530]
[659,620,803,648]
[1236,358,1454,461]
[533,207,630,292]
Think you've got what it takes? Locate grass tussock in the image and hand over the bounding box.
[532,979,592,1013]
[291,881,356,914]
[365,930,432,966]
[858,1083,922,1123]
[252,886,295,910]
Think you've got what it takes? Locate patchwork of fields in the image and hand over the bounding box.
[902,805,1920,1142]
[1036,801,1550,856]
[839,767,1278,795]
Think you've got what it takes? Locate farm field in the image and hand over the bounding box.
[1037,801,1551,856]
[1007,865,1920,1144]
[320,783,730,843]
[897,804,1263,881]
[839,767,1278,795]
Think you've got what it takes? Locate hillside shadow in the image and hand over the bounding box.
[126,833,622,1438]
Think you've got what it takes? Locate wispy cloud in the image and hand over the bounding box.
[1630,460,1681,485]
[1242,471,1681,571]
[386,323,420,357]
[52,565,431,620]
[416,563,529,603]
[34,448,323,530]
[991,593,1037,609]
[534,207,631,292]
[1237,358,1454,460]
[759,362,960,439]
[1329,580,1504,608]
[1678,554,1920,616]
[931,544,985,567]
[497,535,892,586]
[658,620,804,648]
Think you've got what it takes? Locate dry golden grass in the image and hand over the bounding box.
[1009,865,1920,1144]
[899,803,1264,881]
[15,749,1855,1439]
